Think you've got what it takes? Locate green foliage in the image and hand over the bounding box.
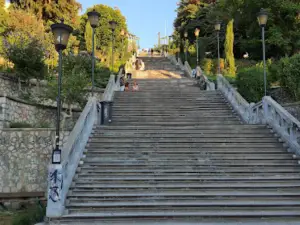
[3,32,45,80]
[46,53,91,107]
[272,54,300,101]
[224,19,236,77]
[10,122,33,128]
[84,22,93,53]
[10,0,81,26]
[202,58,214,75]
[12,203,45,225]
[236,66,268,102]
[173,0,300,60]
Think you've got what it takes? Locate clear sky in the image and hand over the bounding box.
[78,0,178,49]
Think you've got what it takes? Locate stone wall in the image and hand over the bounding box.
[0,96,80,129]
[0,73,103,100]
[0,129,70,193]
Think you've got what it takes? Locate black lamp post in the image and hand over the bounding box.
[87,9,100,96]
[50,19,73,164]
[184,30,188,62]
[109,20,118,73]
[194,28,200,66]
[215,21,221,74]
[257,8,268,96]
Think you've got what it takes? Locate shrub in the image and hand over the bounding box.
[202,58,214,75]
[236,66,269,102]
[12,203,45,225]
[3,31,45,81]
[10,122,33,128]
[274,54,300,101]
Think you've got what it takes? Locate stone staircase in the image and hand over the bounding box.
[52,59,300,224]
[132,57,185,79]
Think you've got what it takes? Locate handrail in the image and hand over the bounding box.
[46,96,99,217]
[168,55,178,66]
[217,74,251,123]
[178,58,185,71]
[114,68,124,92]
[103,74,117,102]
[196,66,215,91]
[217,74,300,154]
[184,61,192,78]
[263,96,300,154]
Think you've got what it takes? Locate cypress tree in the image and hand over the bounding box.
[224,19,236,76]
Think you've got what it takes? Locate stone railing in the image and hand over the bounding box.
[114,69,124,92]
[263,96,300,154]
[184,61,193,78]
[103,75,117,101]
[46,96,99,217]
[196,67,215,91]
[178,58,185,71]
[168,55,178,66]
[217,74,251,123]
[218,74,300,155]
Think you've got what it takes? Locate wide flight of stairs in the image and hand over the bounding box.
[133,57,185,79]
[53,58,300,224]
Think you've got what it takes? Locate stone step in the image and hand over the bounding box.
[68,189,300,197]
[84,153,290,160]
[63,207,300,218]
[97,125,266,130]
[48,217,300,225]
[111,121,242,126]
[91,133,273,138]
[85,148,287,154]
[74,172,300,180]
[71,181,300,189]
[67,198,300,208]
[88,137,279,143]
[78,166,298,173]
[81,159,296,166]
[93,128,269,134]
[86,143,283,148]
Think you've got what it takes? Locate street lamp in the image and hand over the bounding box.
[194,28,200,66]
[184,30,188,62]
[215,21,221,74]
[50,19,73,164]
[109,20,118,73]
[87,9,100,96]
[257,8,268,96]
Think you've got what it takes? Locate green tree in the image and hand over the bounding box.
[9,0,81,26]
[224,19,236,76]
[3,32,45,81]
[84,22,93,53]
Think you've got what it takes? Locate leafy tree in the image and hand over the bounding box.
[224,19,236,76]
[9,0,81,26]
[3,31,45,81]
[46,53,91,112]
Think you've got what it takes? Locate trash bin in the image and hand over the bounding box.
[99,101,113,125]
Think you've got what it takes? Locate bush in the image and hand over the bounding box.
[272,54,300,101]
[236,66,269,102]
[202,58,214,75]
[10,122,33,128]
[12,203,45,225]
[3,31,45,81]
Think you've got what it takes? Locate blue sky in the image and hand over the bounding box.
[79,0,178,49]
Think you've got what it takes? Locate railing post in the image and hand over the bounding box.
[263,97,269,122]
[46,164,65,217]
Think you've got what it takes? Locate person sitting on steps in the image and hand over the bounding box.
[132,80,139,91]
